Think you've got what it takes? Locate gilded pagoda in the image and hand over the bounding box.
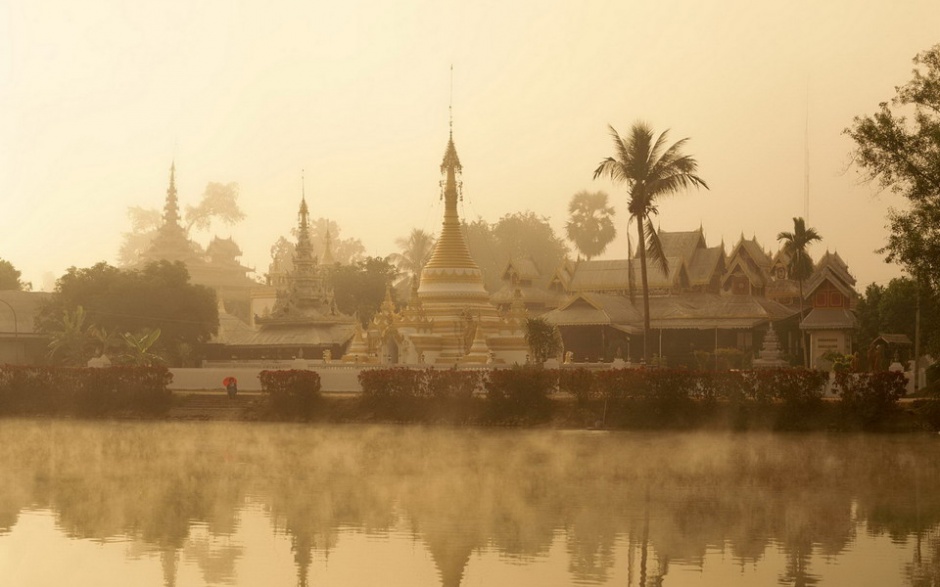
[344,126,528,365]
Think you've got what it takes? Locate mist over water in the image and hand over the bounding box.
[0,421,938,586]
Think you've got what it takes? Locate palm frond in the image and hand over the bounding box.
[644,215,670,276]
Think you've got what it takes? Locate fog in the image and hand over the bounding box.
[2,1,938,290]
[1,421,939,585]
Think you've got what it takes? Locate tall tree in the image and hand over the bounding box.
[594,122,708,362]
[389,229,436,289]
[846,43,940,289]
[777,217,822,367]
[0,258,30,291]
[565,191,616,261]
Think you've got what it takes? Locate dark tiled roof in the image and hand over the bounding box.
[800,308,857,330]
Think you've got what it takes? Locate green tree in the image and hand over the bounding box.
[594,122,708,362]
[0,258,30,291]
[846,44,940,288]
[38,261,218,366]
[524,316,563,364]
[777,217,822,367]
[331,256,399,325]
[389,228,436,288]
[565,191,616,261]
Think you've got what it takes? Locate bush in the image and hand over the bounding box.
[592,368,700,428]
[484,366,556,423]
[259,369,321,419]
[358,368,483,422]
[559,368,596,404]
[834,371,907,429]
[0,365,172,417]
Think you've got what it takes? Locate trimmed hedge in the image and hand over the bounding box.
[259,370,321,419]
[483,366,556,424]
[358,367,484,422]
[833,371,907,429]
[0,365,172,417]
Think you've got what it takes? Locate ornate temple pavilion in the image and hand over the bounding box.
[206,192,356,361]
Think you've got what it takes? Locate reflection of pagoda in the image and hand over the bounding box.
[139,163,256,312]
[345,124,528,364]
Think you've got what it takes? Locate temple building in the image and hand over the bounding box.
[344,126,529,365]
[538,229,858,367]
[138,164,256,315]
[800,250,858,367]
[206,192,356,361]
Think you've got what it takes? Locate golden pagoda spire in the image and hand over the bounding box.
[422,126,477,271]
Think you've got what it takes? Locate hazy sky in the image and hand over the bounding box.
[2,0,938,292]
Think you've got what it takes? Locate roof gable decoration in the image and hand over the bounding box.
[721,256,764,290]
[727,235,773,271]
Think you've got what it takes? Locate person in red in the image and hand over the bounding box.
[224,376,238,399]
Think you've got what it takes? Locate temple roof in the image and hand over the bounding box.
[658,228,707,261]
[649,293,796,330]
[800,307,857,330]
[541,292,642,331]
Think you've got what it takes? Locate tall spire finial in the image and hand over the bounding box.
[301,168,306,202]
[164,161,181,226]
[449,64,454,136]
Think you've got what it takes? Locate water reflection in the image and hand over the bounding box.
[1,421,939,586]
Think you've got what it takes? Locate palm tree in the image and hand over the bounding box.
[594,122,708,362]
[777,217,822,367]
[389,229,437,289]
[565,191,617,261]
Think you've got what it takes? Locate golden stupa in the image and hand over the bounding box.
[346,125,528,365]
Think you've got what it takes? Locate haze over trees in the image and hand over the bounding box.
[846,43,940,290]
[462,211,569,292]
[268,218,365,277]
[0,259,30,291]
[565,191,616,261]
[594,122,708,362]
[118,181,245,266]
[37,261,218,366]
[777,217,823,367]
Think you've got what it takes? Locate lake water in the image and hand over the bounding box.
[0,420,938,586]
